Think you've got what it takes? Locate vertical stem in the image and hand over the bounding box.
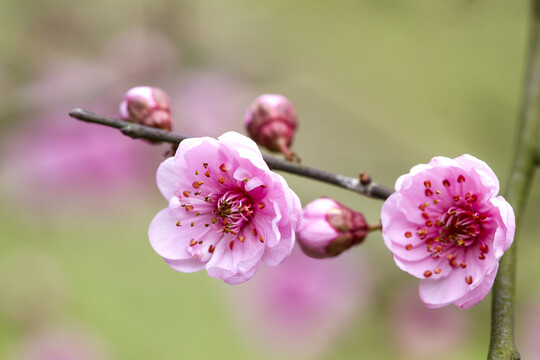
[488,1,540,358]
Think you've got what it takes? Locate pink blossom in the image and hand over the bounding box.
[119,86,172,132]
[381,154,515,308]
[148,131,302,284]
[244,94,297,160]
[297,197,367,258]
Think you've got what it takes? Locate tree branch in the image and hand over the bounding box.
[68,108,393,200]
[488,1,540,358]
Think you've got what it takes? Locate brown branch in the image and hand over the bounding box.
[68,108,393,200]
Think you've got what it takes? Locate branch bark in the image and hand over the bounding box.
[68,108,393,200]
[488,1,540,358]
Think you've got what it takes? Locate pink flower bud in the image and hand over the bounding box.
[297,198,368,259]
[244,94,297,160]
[119,86,172,132]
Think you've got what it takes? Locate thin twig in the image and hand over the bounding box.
[68,108,393,200]
[488,1,540,358]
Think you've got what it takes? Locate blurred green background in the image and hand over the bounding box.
[1,1,539,359]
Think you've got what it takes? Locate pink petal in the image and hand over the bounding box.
[164,257,207,273]
[453,264,498,309]
[219,131,268,171]
[419,250,498,308]
[148,209,192,260]
[490,196,516,256]
[156,158,180,200]
[206,236,265,283]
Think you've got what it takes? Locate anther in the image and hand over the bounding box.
[425,189,434,197]
[203,163,208,168]
[453,195,460,202]
[405,232,412,238]
[478,253,486,260]
[191,222,194,227]
[460,262,467,268]
[424,270,432,277]
[208,245,215,253]
[183,191,191,197]
[195,170,199,175]
[185,205,194,211]
[218,177,225,184]
[434,268,441,274]
[229,241,234,250]
[204,170,210,177]
[405,244,413,250]
[220,164,227,172]
[176,221,181,226]
[480,244,489,253]
[457,175,466,183]
[421,212,429,219]
[189,239,197,246]
[443,179,451,187]
[425,220,433,227]
[205,224,209,227]
[258,202,265,210]
[424,180,432,188]
[238,235,246,242]
[192,181,203,189]
[465,276,473,284]
[259,235,264,243]
[252,228,258,236]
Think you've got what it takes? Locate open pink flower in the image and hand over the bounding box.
[148,131,302,284]
[381,154,515,308]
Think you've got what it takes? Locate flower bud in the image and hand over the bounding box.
[119,86,172,132]
[297,198,367,259]
[244,94,297,160]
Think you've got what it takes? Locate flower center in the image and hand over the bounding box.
[402,174,492,283]
[216,190,253,234]
[437,207,485,247]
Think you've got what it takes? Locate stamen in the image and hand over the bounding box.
[424,270,432,277]
[220,164,227,172]
[443,179,451,187]
[465,276,473,284]
[405,232,412,238]
[405,244,413,250]
[457,175,466,183]
[434,268,441,274]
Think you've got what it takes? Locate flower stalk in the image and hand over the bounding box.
[488,0,540,358]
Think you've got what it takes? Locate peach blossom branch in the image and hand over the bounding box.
[68,108,393,200]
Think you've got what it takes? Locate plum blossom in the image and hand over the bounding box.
[244,94,297,160]
[148,131,302,284]
[381,154,515,308]
[119,86,172,132]
[297,198,367,258]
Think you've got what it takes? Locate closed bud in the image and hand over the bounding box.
[297,198,368,259]
[119,86,172,132]
[244,94,297,161]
